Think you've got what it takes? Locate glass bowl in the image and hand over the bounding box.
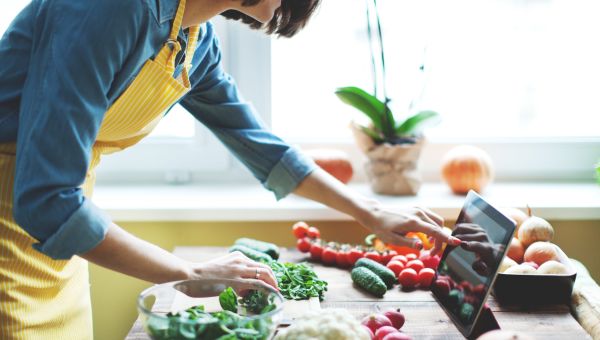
[138,278,284,340]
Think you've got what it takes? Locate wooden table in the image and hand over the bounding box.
[126,247,592,339]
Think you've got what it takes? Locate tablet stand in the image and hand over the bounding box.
[468,305,500,339]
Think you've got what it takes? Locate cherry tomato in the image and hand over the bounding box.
[307,226,321,239]
[418,268,436,288]
[365,251,383,263]
[309,242,323,260]
[386,260,405,277]
[398,268,418,289]
[406,259,424,273]
[420,253,441,270]
[292,221,309,239]
[349,248,365,265]
[381,250,398,265]
[321,247,338,265]
[296,237,312,253]
[405,253,418,261]
[389,255,408,265]
[336,250,351,268]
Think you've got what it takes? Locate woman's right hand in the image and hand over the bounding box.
[189,251,279,290]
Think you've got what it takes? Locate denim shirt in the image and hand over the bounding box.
[0,0,316,260]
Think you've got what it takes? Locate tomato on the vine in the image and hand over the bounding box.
[418,268,436,288]
[307,226,321,239]
[309,242,323,260]
[336,250,351,268]
[348,248,365,265]
[321,247,338,265]
[364,251,382,263]
[382,250,398,265]
[386,260,405,277]
[292,221,309,239]
[296,237,312,253]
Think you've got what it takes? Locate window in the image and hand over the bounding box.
[269,0,600,180]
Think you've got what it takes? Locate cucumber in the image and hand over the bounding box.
[228,245,272,263]
[234,238,280,260]
[354,258,396,289]
[351,267,387,297]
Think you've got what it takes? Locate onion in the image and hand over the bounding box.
[517,207,554,248]
[440,145,494,195]
[506,237,525,263]
[536,260,571,275]
[523,242,560,266]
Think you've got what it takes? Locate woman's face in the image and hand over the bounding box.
[234,0,282,23]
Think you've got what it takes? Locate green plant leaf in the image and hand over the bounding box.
[395,110,440,136]
[335,86,386,132]
[218,287,238,313]
[596,162,600,185]
[361,126,385,144]
[382,104,396,139]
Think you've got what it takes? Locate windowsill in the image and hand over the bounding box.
[93,182,600,222]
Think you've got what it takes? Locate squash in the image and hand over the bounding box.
[305,149,354,184]
[441,145,494,195]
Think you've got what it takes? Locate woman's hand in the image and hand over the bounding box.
[190,251,279,290]
[359,203,462,254]
[293,168,461,255]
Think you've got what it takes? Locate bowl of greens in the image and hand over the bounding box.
[138,278,284,340]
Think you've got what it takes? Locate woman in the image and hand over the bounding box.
[0,0,461,338]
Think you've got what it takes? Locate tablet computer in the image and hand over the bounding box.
[431,190,516,338]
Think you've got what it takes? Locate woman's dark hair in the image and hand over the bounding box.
[220,0,321,38]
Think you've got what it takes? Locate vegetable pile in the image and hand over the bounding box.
[292,222,441,297]
[146,287,276,340]
[228,238,328,301]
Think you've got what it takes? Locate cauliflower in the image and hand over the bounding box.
[274,308,370,340]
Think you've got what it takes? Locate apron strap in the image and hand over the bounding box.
[155,0,200,77]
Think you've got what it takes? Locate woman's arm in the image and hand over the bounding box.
[81,223,278,288]
[293,168,462,253]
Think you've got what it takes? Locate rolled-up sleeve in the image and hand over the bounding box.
[180,28,316,200]
[11,1,144,259]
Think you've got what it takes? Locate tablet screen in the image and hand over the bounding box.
[432,191,516,337]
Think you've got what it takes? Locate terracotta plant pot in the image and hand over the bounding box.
[351,122,424,195]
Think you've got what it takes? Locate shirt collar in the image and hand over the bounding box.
[155,0,179,24]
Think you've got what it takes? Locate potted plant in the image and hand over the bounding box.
[335,0,439,195]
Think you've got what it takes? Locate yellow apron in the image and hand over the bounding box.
[0,0,199,338]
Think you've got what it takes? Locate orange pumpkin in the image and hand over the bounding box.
[441,145,494,194]
[305,149,353,184]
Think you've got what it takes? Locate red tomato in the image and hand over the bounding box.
[389,255,408,265]
[349,248,365,265]
[398,268,418,289]
[292,221,309,239]
[386,260,405,277]
[336,250,351,268]
[420,254,441,270]
[406,259,424,273]
[307,226,321,239]
[418,268,436,288]
[365,251,383,263]
[296,237,311,253]
[321,247,338,265]
[309,243,323,260]
[405,253,418,261]
[381,250,398,265]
